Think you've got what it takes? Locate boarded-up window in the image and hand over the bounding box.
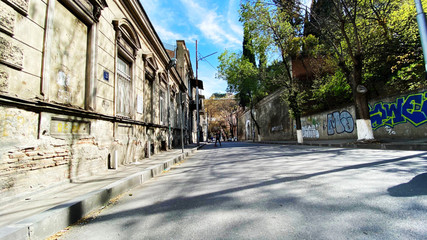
[117,57,131,117]
[49,2,87,107]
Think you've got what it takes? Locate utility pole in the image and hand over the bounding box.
[415,0,427,76]
[196,40,199,146]
[195,41,217,145]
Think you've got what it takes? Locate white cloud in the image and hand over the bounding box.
[140,0,242,49]
[200,76,227,98]
[180,0,242,48]
[227,0,243,37]
[155,25,198,44]
[139,0,238,96]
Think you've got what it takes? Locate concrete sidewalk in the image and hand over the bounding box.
[254,138,427,151]
[0,144,205,240]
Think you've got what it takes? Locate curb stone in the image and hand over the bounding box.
[254,140,427,151]
[0,145,205,240]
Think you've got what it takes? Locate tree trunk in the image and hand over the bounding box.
[250,107,260,142]
[295,114,303,144]
[287,91,303,144]
[352,54,374,141]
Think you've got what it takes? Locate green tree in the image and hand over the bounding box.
[204,94,238,139]
[306,0,427,140]
[240,0,311,143]
[381,0,426,92]
[217,50,263,139]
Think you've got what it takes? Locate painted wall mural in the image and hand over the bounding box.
[327,111,354,135]
[370,92,427,130]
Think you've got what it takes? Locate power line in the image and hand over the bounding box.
[198,52,218,71]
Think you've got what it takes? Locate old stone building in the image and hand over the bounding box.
[0,0,197,200]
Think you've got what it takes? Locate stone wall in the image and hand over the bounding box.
[238,89,294,141]
[301,106,357,140]
[369,89,427,139]
[301,89,427,140]
[0,136,70,201]
[239,88,427,141]
[255,90,293,141]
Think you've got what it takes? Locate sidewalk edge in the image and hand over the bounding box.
[254,141,427,151]
[0,145,204,240]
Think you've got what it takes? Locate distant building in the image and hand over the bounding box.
[0,0,195,199]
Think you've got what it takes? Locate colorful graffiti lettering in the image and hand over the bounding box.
[369,92,427,130]
[327,111,354,135]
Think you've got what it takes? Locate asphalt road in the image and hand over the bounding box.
[59,142,427,240]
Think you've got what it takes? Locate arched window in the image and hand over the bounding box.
[113,19,140,117]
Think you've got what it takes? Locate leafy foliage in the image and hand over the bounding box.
[220,0,427,138]
[204,94,238,137]
[307,0,427,106]
[311,69,352,111]
[217,50,262,107]
[239,0,315,129]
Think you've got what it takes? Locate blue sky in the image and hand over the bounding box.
[140,0,242,98]
[140,0,311,98]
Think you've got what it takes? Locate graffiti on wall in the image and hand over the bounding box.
[385,126,396,135]
[302,117,320,138]
[370,92,427,130]
[302,125,319,138]
[327,111,354,135]
[50,119,90,136]
[0,109,37,137]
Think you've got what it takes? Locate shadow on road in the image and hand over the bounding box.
[86,150,426,224]
[388,173,427,197]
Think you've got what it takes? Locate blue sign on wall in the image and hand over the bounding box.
[103,70,109,81]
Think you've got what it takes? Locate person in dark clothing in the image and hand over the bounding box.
[215,130,221,147]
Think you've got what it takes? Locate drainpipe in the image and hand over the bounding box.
[167,69,171,150]
[180,92,184,153]
[415,0,427,76]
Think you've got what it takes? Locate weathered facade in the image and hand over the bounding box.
[0,0,196,200]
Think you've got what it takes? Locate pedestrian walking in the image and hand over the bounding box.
[215,130,221,147]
